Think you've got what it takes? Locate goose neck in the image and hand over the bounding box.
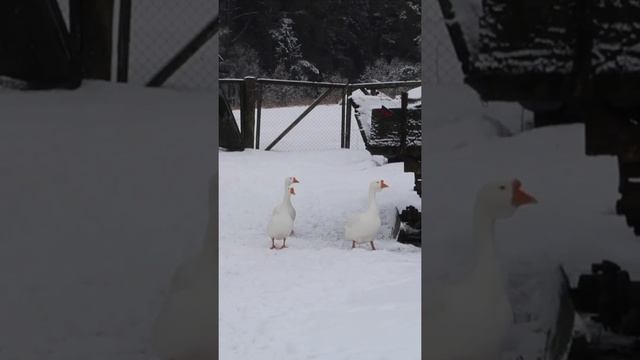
[283,190,292,204]
[366,188,378,212]
[471,203,499,274]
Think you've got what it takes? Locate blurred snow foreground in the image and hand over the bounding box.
[152,176,216,360]
[0,81,215,359]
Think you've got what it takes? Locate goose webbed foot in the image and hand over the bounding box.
[270,238,277,250]
[280,238,287,249]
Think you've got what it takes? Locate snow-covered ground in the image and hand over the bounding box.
[219,144,422,359]
[5,78,640,359]
[0,81,215,359]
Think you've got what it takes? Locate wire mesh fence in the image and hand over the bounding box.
[257,82,346,152]
[54,0,216,91]
[129,0,216,90]
[424,0,465,85]
[221,78,420,152]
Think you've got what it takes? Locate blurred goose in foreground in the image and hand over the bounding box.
[424,179,537,360]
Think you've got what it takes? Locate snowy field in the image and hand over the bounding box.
[219,117,422,358]
[0,81,215,359]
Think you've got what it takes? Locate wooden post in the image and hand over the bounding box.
[69,0,114,80]
[241,77,257,149]
[345,87,353,149]
[341,86,347,148]
[400,92,409,149]
[255,82,263,149]
[117,0,131,82]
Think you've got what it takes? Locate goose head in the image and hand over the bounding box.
[369,179,389,193]
[285,176,300,187]
[476,179,537,219]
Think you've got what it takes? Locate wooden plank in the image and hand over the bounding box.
[341,87,347,148]
[70,0,115,80]
[241,77,256,149]
[116,0,131,82]
[352,104,370,148]
[352,80,421,88]
[345,89,353,149]
[257,78,345,88]
[255,82,263,149]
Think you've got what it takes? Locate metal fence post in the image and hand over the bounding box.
[241,76,257,148]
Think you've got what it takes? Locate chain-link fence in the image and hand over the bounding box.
[129,0,216,90]
[256,81,345,151]
[424,0,465,84]
[55,0,216,91]
[221,78,420,152]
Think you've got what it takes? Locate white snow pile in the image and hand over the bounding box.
[421,84,534,154]
[407,85,422,100]
[349,89,403,137]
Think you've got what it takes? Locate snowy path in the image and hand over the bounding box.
[219,150,421,360]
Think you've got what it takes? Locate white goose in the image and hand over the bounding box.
[345,180,389,250]
[152,176,216,360]
[424,179,537,360]
[284,176,300,234]
[267,184,296,249]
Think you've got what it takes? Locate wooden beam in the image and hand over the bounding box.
[117,0,131,82]
[147,15,219,87]
[70,0,114,80]
[241,77,257,149]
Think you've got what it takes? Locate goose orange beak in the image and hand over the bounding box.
[512,179,537,206]
[292,177,300,183]
[381,180,389,188]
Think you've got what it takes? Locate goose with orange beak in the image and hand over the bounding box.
[267,184,296,250]
[345,180,389,250]
[284,176,300,235]
[425,178,538,360]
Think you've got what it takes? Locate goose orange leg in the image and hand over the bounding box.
[370,241,376,250]
[280,238,287,249]
[270,238,276,249]
[352,241,356,249]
